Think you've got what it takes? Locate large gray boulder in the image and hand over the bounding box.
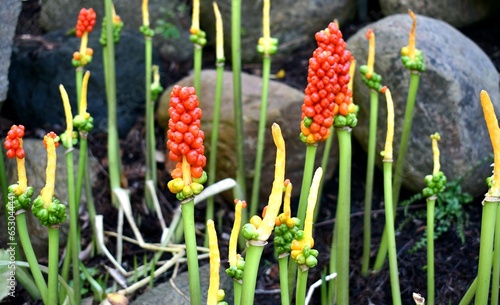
[347,14,500,197]
[157,70,337,204]
[379,0,495,27]
[7,29,158,137]
[0,0,21,107]
[199,0,356,63]
[39,0,192,62]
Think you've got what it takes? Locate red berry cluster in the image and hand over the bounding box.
[76,8,97,37]
[300,22,353,144]
[4,125,25,159]
[167,86,206,179]
[43,132,60,149]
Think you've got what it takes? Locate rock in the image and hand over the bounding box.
[6,29,158,137]
[39,0,192,62]
[379,0,495,27]
[157,70,337,204]
[199,0,356,63]
[0,139,98,258]
[0,0,21,107]
[132,264,233,305]
[347,14,500,197]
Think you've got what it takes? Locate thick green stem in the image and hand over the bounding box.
[233,279,242,305]
[475,200,498,305]
[144,35,157,209]
[16,212,48,304]
[250,54,272,217]
[382,161,402,305]
[374,71,420,270]
[181,199,201,305]
[193,45,202,95]
[459,276,477,305]
[75,67,83,110]
[278,255,290,305]
[327,219,338,304]
[297,144,318,226]
[361,89,379,276]
[231,0,246,201]
[491,205,500,305]
[206,63,224,242]
[334,127,352,305]
[296,267,309,305]
[65,150,80,304]
[103,0,121,207]
[314,126,335,223]
[48,226,60,305]
[75,136,88,211]
[427,197,436,305]
[240,241,265,305]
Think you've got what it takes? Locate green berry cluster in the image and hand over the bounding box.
[7,186,34,212]
[216,290,228,305]
[293,244,319,268]
[225,255,245,280]
[274,215,302,255]
[151,82,164,101]
[99,17,124,46]
[334,105,359,128]
[257,37,278,55]
[189,30,207,46]
[74,114,94,132]
[140,25,155,37]
[60,131,79,148]
[241,223,259,240]
[422,171,447,197]
[32,196,67,226]
[359,65,383,92]
[167,171,207,201]
[401,49,425,72]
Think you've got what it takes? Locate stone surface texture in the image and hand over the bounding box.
[347,14,500,197]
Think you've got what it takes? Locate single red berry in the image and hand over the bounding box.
[6,149,15,159]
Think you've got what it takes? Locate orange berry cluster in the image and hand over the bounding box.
[43,132,60,149]
[4,125,25,159]
[76,8,97,37]
[167,86,206,179]
[300,22,353,144]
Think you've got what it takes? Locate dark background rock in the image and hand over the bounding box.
[199,0,357,63]
[157,70,338,205]
[4,29,161,137]
[347,14,500,197]
[39,0,193,63]
[379,0,497,28]
[0,0,22,108]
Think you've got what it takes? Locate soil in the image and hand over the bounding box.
[4,1,500,305]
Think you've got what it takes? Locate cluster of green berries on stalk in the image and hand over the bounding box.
[257,37,278,55]
[60,131,78,148]
[140,25,155,37]
[189,29,207,46]
[422,171,447,197]
[99,13,124,46]
[4,125,26,159]
[8,185,34,212]
[32,196,67,226]
[274,214,302,256]
[291,238,319,269]
[74,113,94,132]
[359,65,384,92]
[401,48,426,72]
[225,255,245,281]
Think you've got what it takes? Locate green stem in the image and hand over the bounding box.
[278,255,290,305]
[0,147,8,207]
[374,71,420,270]
[65,150,80,304]
[296,267,309,305]
[459,276,477,305]
[16,212,48,304]
[233,279,242,305]
[297,144,318,226]
[475,199,498,305]
[193,44,203,96]
[491,205,500,305]
[240,241,265,305]
[48,226,60,305]
[206,62,224,245]
[75,135,88,212]
[181,199,201,305]
[361,89,379,276]
[327,219,338,304]
[103,0,121,207]
[382,161,402,305]
[314,126,335,223]
[144,35,157,210]
[250,54,271,217]
[334,127,352,305]
[231,0,246,202]
[75,67,83,110]
[427,196,436,305]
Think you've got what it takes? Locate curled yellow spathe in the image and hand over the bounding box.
[258,123,286,241]
[303,167,323,243]
[14,139,27,195]
[262,0,270,41]
[348,58,356,92]
[59,85,73,137]
[366,29,375,77]
[190,0,200,34]
[213,1,224,60]
[41,136,57,208]
[142,0,150,27]
[382,88,395,161]
[401,10,417,59]
[430,133,441,175]
[228,200,243,267]
[207,219,221,305]
[480,90,500,197]
[79,71,90,117]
